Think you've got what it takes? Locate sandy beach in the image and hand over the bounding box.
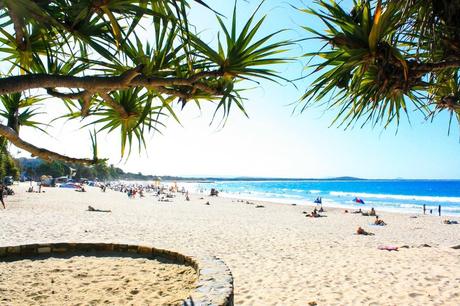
[1,183,459,305]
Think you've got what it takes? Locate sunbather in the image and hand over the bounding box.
[87,205,111,213]
[361,208,376,216]
[306,208,322,218]
[370,208,376,216]
[374,216,386,226]
[356,226,374,235]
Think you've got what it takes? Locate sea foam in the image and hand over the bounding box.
[329,191,460,203]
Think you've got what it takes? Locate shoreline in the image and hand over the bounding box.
[196,191,460,219]
[189,190,460,217]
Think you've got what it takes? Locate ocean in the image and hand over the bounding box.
[186,179,460,216]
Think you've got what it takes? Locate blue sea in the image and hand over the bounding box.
[187,180,460,216]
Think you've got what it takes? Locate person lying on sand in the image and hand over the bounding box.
[443,220,459,224]
[356,226,374,235]
[351,208,362,214]
[306,208,323,218]
[374,216,386,226]
[87,205,111,213]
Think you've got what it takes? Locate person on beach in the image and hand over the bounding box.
[423,204,426,215]
[0,185,5,209]
[311,208,319,217]
[361,208,376,216]
[75,186,86,192]
[306,208,322,218]
[87,205,111,213]
[374,216,386,226]
[356,226,374,235]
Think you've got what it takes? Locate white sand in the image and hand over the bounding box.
[0,256,196,306]
[1,183,459,305]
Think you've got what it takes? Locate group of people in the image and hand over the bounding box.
[102,181,192,203]
[423,204,443,216]
[27,181,42,193]
[304,206,325,218]
[104,182,154,198]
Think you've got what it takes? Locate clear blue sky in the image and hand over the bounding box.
[13,0,460,179]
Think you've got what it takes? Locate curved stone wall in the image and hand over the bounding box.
[0,243,233,306]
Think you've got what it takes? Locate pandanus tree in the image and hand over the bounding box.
[0,0,289,164]
[301,0,460,129]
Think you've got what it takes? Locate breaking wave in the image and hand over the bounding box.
[329,191,460,203]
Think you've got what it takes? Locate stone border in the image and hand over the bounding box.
[0,243,233,306]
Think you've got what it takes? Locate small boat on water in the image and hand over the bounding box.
[313,197,322,204]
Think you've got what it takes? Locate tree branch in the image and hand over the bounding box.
[99,92,129,118]
[0,124,99,165]
[148,87,187,99]
[46,88,88,99]
[413,60,460,72]
[5,3,26,50]
[47,89,94,117]
[81,94,93,117]
[0,69,224,95]
[120,65,144,84]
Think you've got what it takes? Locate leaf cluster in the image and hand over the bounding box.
[0,0,290,160]
[301,0,460,130]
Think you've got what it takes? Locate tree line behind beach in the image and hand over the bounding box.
[16,158,156,181]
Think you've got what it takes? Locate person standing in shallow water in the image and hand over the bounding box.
[0,185,5,209]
